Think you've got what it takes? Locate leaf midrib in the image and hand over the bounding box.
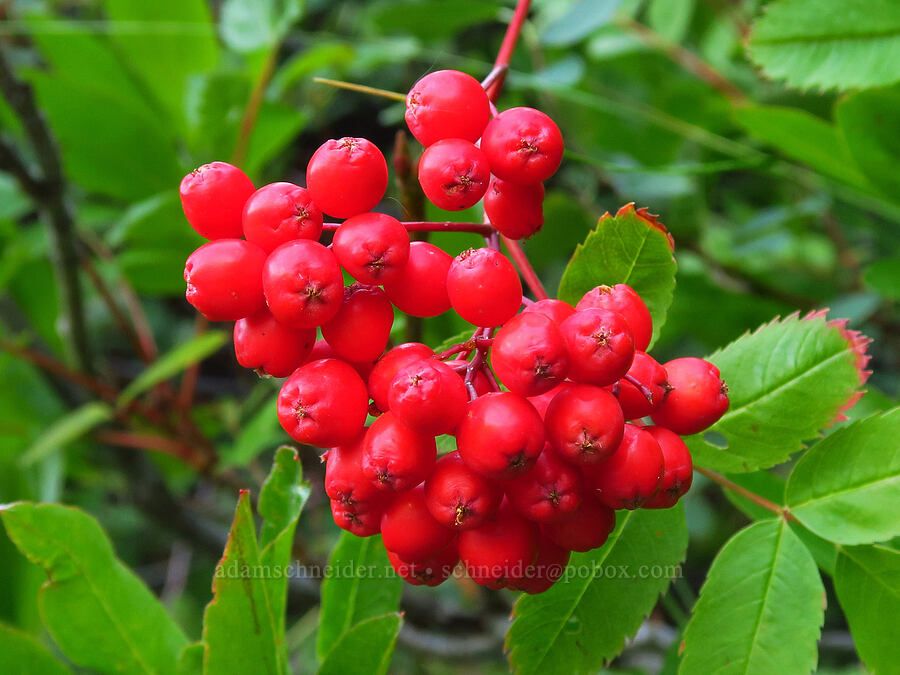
[840,546,900,602]
[741,521,786,674]
[753,26,900,46]
[790,471,900,509]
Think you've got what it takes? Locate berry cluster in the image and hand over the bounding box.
[179,68,729,594]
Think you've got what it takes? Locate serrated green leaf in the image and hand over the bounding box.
[0,502,188,674]
[0,622,71,675]
[316,533,402,660]
[201,492,284,675]
[118,332,226,408]
[680,519,824,675]
[18,402,112,467]
[686,312,868,473]
[317,613,402,675]
[541,0,622,46]
[557,204,676,347]
[748,0,900,91]
[836,87,900,199]
[220,0,304,53]
[506,504,687,674]
[785,408,900,545]
[834,545,900,675]
[734,105,869,189]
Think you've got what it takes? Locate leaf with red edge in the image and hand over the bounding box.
[558,203,676,348]
[685,311,871,473]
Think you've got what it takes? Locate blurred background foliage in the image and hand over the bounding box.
[0,0,897,671]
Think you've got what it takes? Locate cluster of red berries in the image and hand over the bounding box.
[178,68,729,594]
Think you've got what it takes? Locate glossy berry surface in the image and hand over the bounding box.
[615,351,670,420]
[387,544,459,587]
[332,212,410,285]
[262,239,344,328]
[458,502,538,589]
[542,496,616,552]
[330,498,385,537]
[514,533,570,594]
[576,284,653,352]
[417,139,490,211]
[381,486,455,563]
[180,161,254,239]
[544,384,624,465]
[361,412,436,492]
[324,430,383,509]
[241,181,323,253]
[321,284,394,363]
[560,308,635,386]
[184,239,266,321]
[522,298,576,325]
[424,451,502,530]
[306,137,388,218]
[504,444,583,523]
[233,308,315,378]
[446,248,522,327]
[456,392,545,479]
[276,359,368,447]
[491,311,570,396]
[481,107,564,184]
[483,177,544,240]
[643,426,693,509]
[405,70,491,147]
[585,424,664,510]
[368,342,436,413]
[383,241,452,317]
[388,359,468,435]
[650,357,729,435]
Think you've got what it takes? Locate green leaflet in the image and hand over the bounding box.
[836,87,900,199]
[680,519,824,674]
[0,622,71,675]
[18,401,112,467]
[317,613,402,675]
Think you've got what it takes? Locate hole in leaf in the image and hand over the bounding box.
[703,431,728,450]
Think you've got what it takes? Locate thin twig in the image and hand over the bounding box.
[233,46,280,166]
[322,220,494,235]
[485,0,532,101]
[313,77,406,102]
[696,466,795,521]
[503,237,549,300]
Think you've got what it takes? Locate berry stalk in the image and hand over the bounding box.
[322,221,494,236]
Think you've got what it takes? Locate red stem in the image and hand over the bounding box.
[486,0,532,101]
[322,221,494,235]
[504,237,549,300]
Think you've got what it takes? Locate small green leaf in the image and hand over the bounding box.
[785,408,900,545]
[863,257,900,300]
[557,203,676,347]
[679,519,824,675]
[837,87,900,199]
[201,492,283,675]
[541,0,622,46]
[686,312,870,473]
[176,642,203,675]
[0,622,71,674]
[646,0,694,44]
[316,533,402,660]
[734,105,868,189]
[18,402,112,467]
[317,614,402,675]
[834,544,900,675]
[220,0,304,53]
[0,502,188,674]
[506,505,688,674]
[748,0,900,91]
[118,332,226,408]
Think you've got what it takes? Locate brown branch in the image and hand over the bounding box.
[696,466,795,521]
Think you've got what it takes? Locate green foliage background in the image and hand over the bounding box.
[0,0,898,673]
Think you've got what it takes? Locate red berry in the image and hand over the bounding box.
[491,312,570,397]
[446,248,522,327]
[180,161,254,240]
[368,343,436,413]
[277,358,368,447]
[576,284,652,352]
[324,430,383,508]
[483,177,544,239]
[383,241,452,317]
[330,498,386,537]
[560,308,635,386]
[308,339,376,381]
[643,426,693,509]
[321,284,394,363]
[542,495,616,552]
[306,137,388,218]
[443,359,494,397]
[233,307,315,378]
[544,384,625,465]
[381,486,455,563]
[417,139,490,211]
[459,501,539,589]
[650,357,729,435]
[505,444,583,523]
[241,181,323,253]
[389,359,468,436]
[184,239,266,321]
[585,424,664,510]
[332,212,410,286]
[514,533,571,594]
[481,107,563,184]
[527,382,571,420]
[387,543,459,587]
[362,412,436,492]
[405,70,491,147]
[424,451,502,530]
[522,298,576,325]
[262,240,344,328]
[456,392,544,479]
[614,351,670,420]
